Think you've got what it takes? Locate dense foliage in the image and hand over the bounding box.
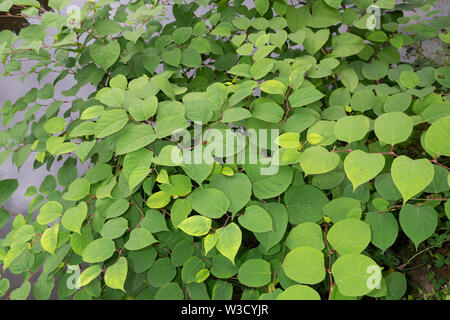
[0,0,449,300]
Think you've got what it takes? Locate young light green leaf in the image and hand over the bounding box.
[299,146,340,175]
[216,223,242,265]
[391,156,434,204]
[283,246,325,284]
[238,205,273,233]
[105,257,128,292]
[327,218,371,256]
[344,150,385,191]
[178,215,212,237]
[41,223,59,254]
[61,201,87,234]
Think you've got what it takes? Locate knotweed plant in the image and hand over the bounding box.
[0,0,448,300]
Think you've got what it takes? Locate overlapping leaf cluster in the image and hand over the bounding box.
[0,0,449,300]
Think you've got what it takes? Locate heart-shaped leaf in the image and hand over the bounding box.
[344,150,385,191]
[90,41,121,70]
[391,156,434,203]
[303,28,329,55]
[299,146,340,175]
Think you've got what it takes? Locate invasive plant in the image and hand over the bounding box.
[0,0,449,300]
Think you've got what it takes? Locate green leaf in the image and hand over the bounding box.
[182,163,213,185]
[146,191,171,209]
[79,265,102,287]
[97,88,124,107]
[383,93,412,113]
[222,107,252,122]
[245,165,293,199]
[299,146,340,175]
[252,98,284,123]
[323,197,362,223]
[10,280,31,300]
[63,178,90,201]
[289,87,324,108]
[399,204,437,248]
[0,278,10,298]
[391,156,434,204]
[190,188,230,219]
[129,96,158,121]
[0,179,18,206]
[286,222,325,251]
[276,132,300,149]
[250,58,274,79]
[254,202,288,251]
[308,0,341,28]
[255,0,269,16]
[160,174,192,197]
[162,47,181,67]
[95,109,129,138]
[399,71,419,89]
[154,116,189,138]
[216,222,241,264]
[374,112,413,146]
[125,228,157,250]
[385,272,407,300]
[237,259,271,287]
[182,256,205,284]
[260,80,286,95]
[93,20,122,37]
[37,201,63,225]
[44,117,66,134]
[277,285,321,300]
[424,115,450,157]
[209,173,252,215]
[82,238,116,263]
[147,258,176,288]
[238,205,273,233]
[339,68,359,93]
[362,60,388,80]
[331,253,381,297]
[116,124,156,155]
[155,283,183,300]
[344,150,385,191]
[172,27,192,44]
[90,41,121,71]
[332,33,365,57]
[195,269,210,283]
[61,201,87,234]
[285,185,329,223]
[105,257,128,292]
[375,173,402,201]
[324,0,342,8]
[48,0,72,10]
[100,217,128,239]
[365,212,398,252]
[334,115,370,143]
[350,89,375,112]
[303,29,329,55]
[141,209,168,233]
[46,136,76,156]
[41,223,59,254]
[178,215,211,237]
[283,246,325,284]
[327,218,371,255]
